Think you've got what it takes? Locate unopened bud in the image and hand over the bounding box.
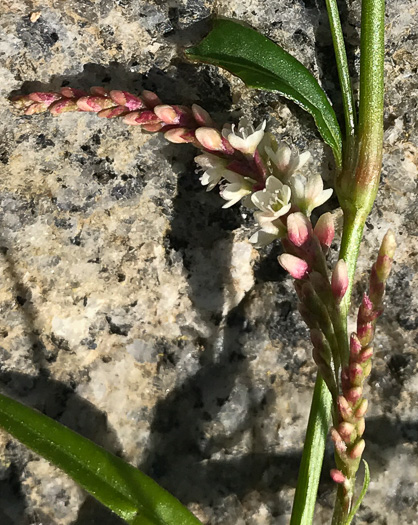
[97,106,128,119]
[141,90,162,108]
[355,398,368,418]
[356,322,374,347]
[331,259,348,302]
[76,96,115,112]
[314,212,334,251]
[109,90,144,110]
[11,95,35,109]
[338,396,353,421]
[278,253,309,280]
[25,102,49,114]
[338,422,355,443]
[358,294,376,323]
[330,469,346,484]
[378,229,396,260]
[330,428,347,454]
[195,127,223,151]
[192,104,215,126]
[142,122,165,132]
[123,110,160,126]
[287,212,312,247]
[154,104,179,124]
[60,87,86,98]
[164,127,196,144]
[350,333,362,359]
[346,387,362,404]
[49,99,79,115]
[358,346,373,363]
[349,439,365,459]
[349,362,364,387]
[29,92,61,104]
[90,86,108,96]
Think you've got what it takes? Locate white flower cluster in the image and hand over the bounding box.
[194,117,333,246]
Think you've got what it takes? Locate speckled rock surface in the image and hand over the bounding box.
[0,1,417,524]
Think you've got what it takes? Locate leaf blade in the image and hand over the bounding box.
[0,393,201,525]
[186,18,342,167]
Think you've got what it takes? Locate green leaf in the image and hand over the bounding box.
[345,460,370,525]
[0,393,201,525]
[186,18,342,168]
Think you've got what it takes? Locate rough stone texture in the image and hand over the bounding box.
[0,1,417,524]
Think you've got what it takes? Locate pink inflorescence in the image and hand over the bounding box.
[11,86,268,189]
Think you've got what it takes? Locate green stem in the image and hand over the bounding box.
[325,0,357,145]
[290,374,332,525]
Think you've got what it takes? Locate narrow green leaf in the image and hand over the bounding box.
[345,460,370,525]
[0,393,201,525]
[186,18,342,167]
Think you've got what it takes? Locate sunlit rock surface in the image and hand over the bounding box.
[0,1,417,523]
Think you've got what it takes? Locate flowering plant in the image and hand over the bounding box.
[0,0,395,523]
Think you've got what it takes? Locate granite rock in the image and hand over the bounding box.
[0,0,417,524]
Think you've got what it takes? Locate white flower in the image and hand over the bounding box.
[289,173,333,216]
[195,153,228,191]
[220,171,255,208]
[222,117,266,155]
[265,142,311,182]
[249,176,291,246]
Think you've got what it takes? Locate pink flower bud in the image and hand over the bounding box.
[141,90,162,109]
[331,259,349,302]
[287,212,312,247]
[142,122,165,132]
[60,87,87,98]
[164,128,196,144]
[358,346,373,363]
[10,95,35,109]
[28,92,61,105]
[124,110,161,125]
[355,399,368,418]
[330,428,347,454]
[195,127,223,151]
[349,363,364,387]
[192,104,215,126]
[350,333,362,359]
[97,106,128,119]
[358,294,375,323]
[154,104,179,124]
[338,422,355,443]
[330,469,346,484]
[349,439,365,459]
[346,387,362,404]
[49,99,79,115]
[356,322,374,347]
[90,86,108,96]
[109,90,144,110]
[338,396,353,421]
[77,96,115,112]
[25,102,49,114]
[278,253,309,280]
[314,212,334,251]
